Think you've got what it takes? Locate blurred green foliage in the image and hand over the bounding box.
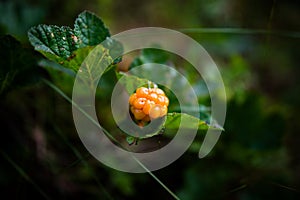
[0,35,43,94]
[0,0,300,199]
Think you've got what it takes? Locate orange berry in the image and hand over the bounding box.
[129,86,169,122]
[130,106,136,116]
[149,93,158,102]
[131,107,146,120]
[156,95,166,106]
[143,100,155,115]
[163,96,169,106]
[129,93,137,105]
[149,105,162,119]
[160,105,168,117]
[133,97,147,109]
[136,87,149,98]
[153,88,165,95]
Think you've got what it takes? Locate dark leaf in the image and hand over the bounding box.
[0,35,41,95]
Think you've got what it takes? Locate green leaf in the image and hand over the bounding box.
[116,72,149,94]
[126,136,135,145]
[118,112,222,140]
[0,35,42,95]
[164,113,203,130]
[38,59,76,77]
[117,116,166,140]
[78,45,114,89]
[28,11,120,73]
[74,11,110,47]
[41,46,94,72]
[28,24,79,59]
[164,113,223,130]
[171,105,212,122]
[162,113,223,138]
[102,37,123,64]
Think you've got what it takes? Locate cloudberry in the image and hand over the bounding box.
[133,97,147,109]
[129,86,169,122]
[129,93,137,105]
[130,107,146,120]
[143,100,155,115]
[136,87,149,98]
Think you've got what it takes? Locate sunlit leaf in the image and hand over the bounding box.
[126,136,135,145]
[116,72,149,94]
[41,46,94,72]
[28,24,79,59]
[165,112,223,131]
[74,11,110,47]
[28,11,121,73]
[78,45,114,89]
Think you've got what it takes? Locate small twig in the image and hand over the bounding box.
[42,78,181,200]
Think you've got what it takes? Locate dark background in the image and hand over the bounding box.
[0,0,299,199]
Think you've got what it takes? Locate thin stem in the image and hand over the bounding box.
[178,28,300,38]
[132,156,180,200]
[43,78,118,144]
[42,79,181,200]
[267,0,277,31]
